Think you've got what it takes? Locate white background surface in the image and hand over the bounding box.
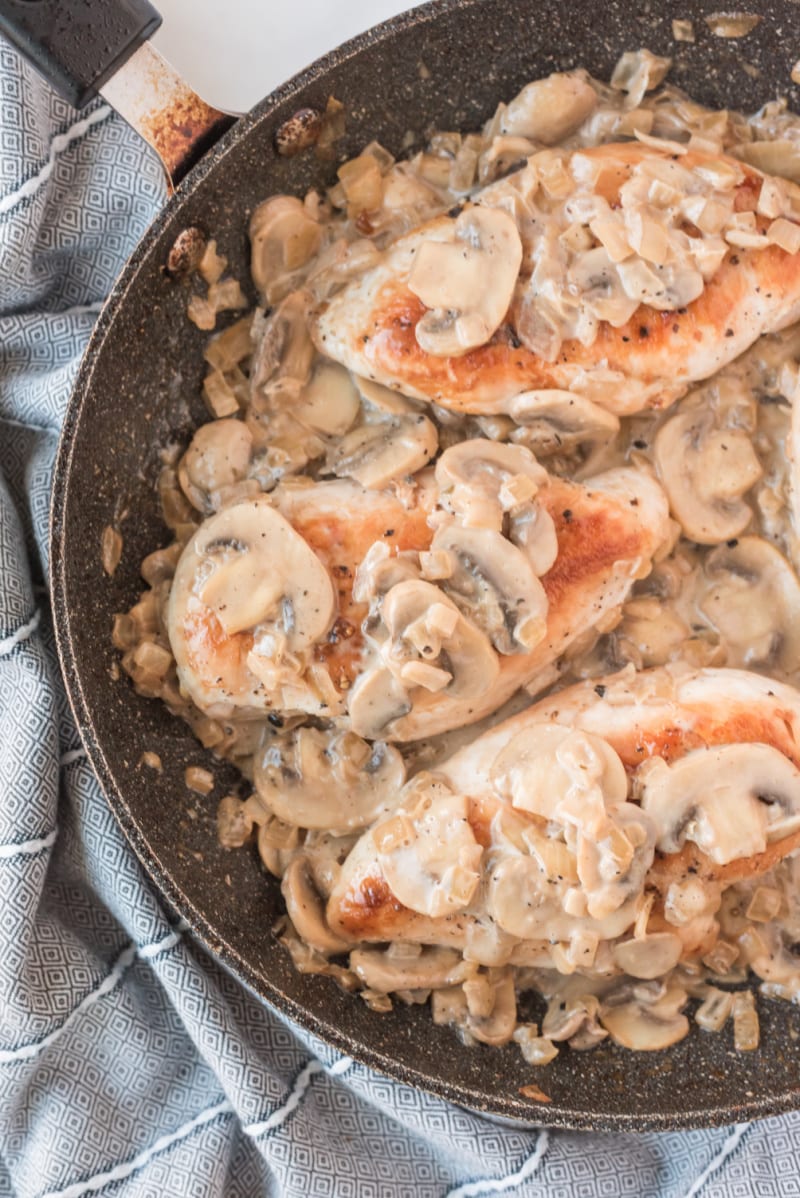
[151,1,424,113]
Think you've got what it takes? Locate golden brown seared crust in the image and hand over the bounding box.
[290,501,434,685]
[538,480,646,609]
[315,144,800,416]
[650,826,800,893]
[597,704,800,771]
[355,245,791,414]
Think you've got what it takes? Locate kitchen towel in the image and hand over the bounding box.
[2,37,800,1198]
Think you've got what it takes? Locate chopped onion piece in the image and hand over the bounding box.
[768,218,800,254]
[185,766,215,795]
[101,525,123,576]
[672,18,695,41]
[705,12,761,38]
[732,989,760,1051]
[695,987,733,1032]
[745,886,782,923]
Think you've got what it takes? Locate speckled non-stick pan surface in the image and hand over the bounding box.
[50,0,800,1130]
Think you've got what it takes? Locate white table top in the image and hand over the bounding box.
[151,1,424,113]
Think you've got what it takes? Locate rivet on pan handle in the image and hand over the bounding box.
[0,0,239,189]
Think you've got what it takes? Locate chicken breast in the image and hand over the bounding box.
[168,450,669,741]
[313,142,800,417]
[327,665,800,964]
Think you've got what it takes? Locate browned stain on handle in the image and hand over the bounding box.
[139,93,234,188]
[100,42,237,190]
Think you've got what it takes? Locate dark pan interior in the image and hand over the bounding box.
[51,0,800,1130]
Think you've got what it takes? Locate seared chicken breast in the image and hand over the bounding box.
[327,666,800,965]
[314,143,800,417]
[168,444,669,741]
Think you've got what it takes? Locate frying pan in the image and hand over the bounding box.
[8,0,800,1131]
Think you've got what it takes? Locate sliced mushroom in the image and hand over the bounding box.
[567,247,640,327]
[599,984,689,1051]
[326,410,438,488]
[699,537,800,673]
[353,375,422,415]
[352,541,422,605]
[254,727,405,832]
[653,405,762,544]
[612,932,683,980]
[492,725,628,817]
[542,991,607,1046]
[349,946,467,993]
[249,196,323,304]
[431,524,548,654]
[178,419,254,513]
[294,362,361,436]
[500,70,598,144]
[190,500,333,642]
[282,856,351,955]
[379,579,500,699]
[167,498,335,712]
[408,206,523,356]
[435,439,548,530]
[508,390,620,459]
[250,290,315,402]
[637,743,800,865]
[464,968,517,1046]
[508,504,559,577]
[346,667,413,740]
[373,776,483,919]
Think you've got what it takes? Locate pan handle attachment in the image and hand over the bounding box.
[0,0,162,109]
[0,0,237,188]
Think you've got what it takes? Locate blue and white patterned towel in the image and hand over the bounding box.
[3,37,800,1198]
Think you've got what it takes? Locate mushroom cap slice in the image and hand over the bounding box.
[408,205,523,356]
[379,579,500,701]
[178,418,254,514]
[345,667,413,741]
[653,405,762,544]
[500,70,598,144]
[373,778,483,920]
[249,195,323,304]
[167,497,335,713]
[295,362,361,436]
[435,438,547,529]
[349,946,467,993]
[700,536,800,673]
[638,742,800,865]
[599,985,690,1051]
[431,524,549,654]
[326,411,438,489]
[507,389,620,457]
[254,727,405,833]
[346,576,502,738]
[490,724,628,819]
[282,856,351,955]
[463,969,517,1046]
[611,933,683,980]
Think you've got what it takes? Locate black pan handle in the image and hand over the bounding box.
[0,0,162,108]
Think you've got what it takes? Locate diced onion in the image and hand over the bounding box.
[101,525,123,576]
[185,765,215,795]
[732,989,760,1051]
